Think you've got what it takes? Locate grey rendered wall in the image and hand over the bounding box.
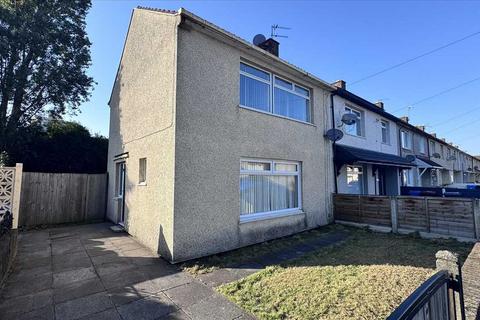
[171,22,334,262]
[107,9,179,259]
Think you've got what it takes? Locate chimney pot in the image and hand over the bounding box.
[400,116,409,123]
[416,125,425,131]
[374,101,384,109]
[332,80,346,90]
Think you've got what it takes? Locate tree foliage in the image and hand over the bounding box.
[8,119,107,173]
[0,0,94,149]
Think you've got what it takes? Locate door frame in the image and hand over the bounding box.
[114,161,126,225]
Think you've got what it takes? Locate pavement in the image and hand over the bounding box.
[196,231,349,288]
[0,223,254,320]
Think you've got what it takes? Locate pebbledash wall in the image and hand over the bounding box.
[107,8,336,263]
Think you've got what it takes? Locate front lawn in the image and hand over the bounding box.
[217,226,472,320]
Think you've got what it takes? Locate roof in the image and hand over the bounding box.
[334,87,477,157]
[335,145,416,168]
[135,7,335,91]
[415,156,443,169]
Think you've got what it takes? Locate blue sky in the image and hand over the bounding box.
[75,0,480,154]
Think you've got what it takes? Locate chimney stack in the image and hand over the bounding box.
[416,125,425,131]
[400,116,409,123]
[332,80,346,90]
[257,38,279,56]
[374,101,384,110]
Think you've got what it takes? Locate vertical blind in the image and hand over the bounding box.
[240,160,300,215]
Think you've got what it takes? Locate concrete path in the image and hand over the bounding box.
[197,231,349,288]
[462,242,480,320]
[0,223,254,320]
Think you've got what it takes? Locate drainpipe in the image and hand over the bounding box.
[330,92,338,194]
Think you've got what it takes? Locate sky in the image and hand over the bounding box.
[75,0,480,154]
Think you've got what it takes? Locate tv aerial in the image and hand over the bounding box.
[271,24,291,38]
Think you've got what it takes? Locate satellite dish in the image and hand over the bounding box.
[474,166,479,171]
[341,113,357,126]
[253,34,266,46]
[405,155,416,162]
[432,152,441,159]
[324,129,344,142]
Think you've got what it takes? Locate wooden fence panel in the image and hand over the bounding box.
[359,196,391,226]
[428,198,475,239]
[334,194,477,240]
[397,197,428,232]
[19,172,106,227]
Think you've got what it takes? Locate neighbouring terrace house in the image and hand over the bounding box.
[427,135,456,186]
[397,118,445,187]
[331,81,414,196]
[107,7,336,262]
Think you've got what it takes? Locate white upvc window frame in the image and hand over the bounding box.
[239,61,312,124]
[344,105,363,137]
[401,130,412,150]
[419,137,427,154]
[138,157,147,186]
[239,158,302,223]
[380,120,390,144]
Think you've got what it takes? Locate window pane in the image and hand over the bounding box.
[240,63,270,81]
[274,88,310,122]
[240,174,298,215]
[241,161,270,171]
[294,85,309,97]
[275,77,293,90]
[240,74,270,112]
[275,163,297,172]
[347,166,363,194]
[139,158,147,184]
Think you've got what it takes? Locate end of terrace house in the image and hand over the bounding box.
[106,7,337,263]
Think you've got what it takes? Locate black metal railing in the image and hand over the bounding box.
[388,269,466,320]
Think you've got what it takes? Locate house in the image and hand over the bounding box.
[107,7,336,262]
[330,81,414,196]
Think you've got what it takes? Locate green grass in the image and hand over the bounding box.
[215,226,473,320]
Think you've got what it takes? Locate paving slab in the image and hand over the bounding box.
[53,266,98,287]
[6,305,55,320]
[164,281,214,308]
[53,277,105,304]
[0,289,52,318]
[78,308,122,320]
[183,293,245,320]
[2,273,52,298]
[53,251,92,272]
[54,291,113,320]
[116,292,178,320]
[158,309,192,319]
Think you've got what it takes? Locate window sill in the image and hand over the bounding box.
[345,132,366,139]
[138,182,147,186]
[238,105,316,127]
[239,209,304,224]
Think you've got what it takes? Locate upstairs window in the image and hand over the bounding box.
[430,141,436,154]
[240,62,311,123]
[401,130,412,150]
[274,76,310,122]
[419,138,427,154]
[381,120,390,144]
[344,106,362,136]
[240,63,271,112]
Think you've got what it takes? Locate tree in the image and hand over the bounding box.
[8,119,107,173]
[0,0,94,150]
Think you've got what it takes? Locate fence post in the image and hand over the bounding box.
[436,250,465,320]
[425,197,430,233]
[390,196,398,233]
[473,199,480,240]
[11,163,23,230]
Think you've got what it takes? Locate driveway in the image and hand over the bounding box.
[0,223,253,320]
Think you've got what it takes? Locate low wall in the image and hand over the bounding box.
[0,229,17,287]
[333,193,480,241]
